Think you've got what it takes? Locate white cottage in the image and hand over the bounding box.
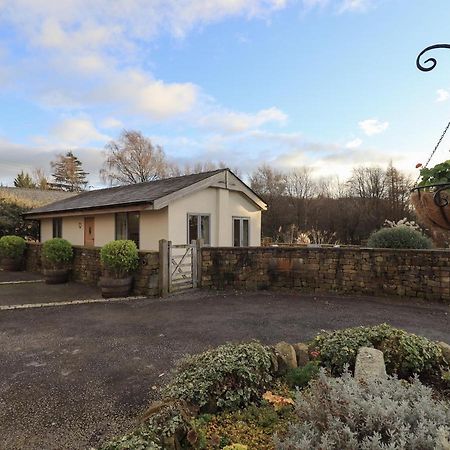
[25,169,267,250]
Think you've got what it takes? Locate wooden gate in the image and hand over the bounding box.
[168,242,197,293]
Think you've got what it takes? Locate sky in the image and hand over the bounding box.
[1,0,450,187]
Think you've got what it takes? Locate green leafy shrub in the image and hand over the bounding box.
[312,324,446,379]
[164,342,273,412]
[275,370,450,450]
[285,362,320,389]
[41,238,73,268]
[0,235,26,259]
[100,240,139,278]
[100,401,191,450]
[418,160,450,186]
[367,226,432,249]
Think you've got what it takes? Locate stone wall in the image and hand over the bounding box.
[25,243,159,296]
[201,246,450,303]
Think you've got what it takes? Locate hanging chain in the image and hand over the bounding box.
[416,120,450,183]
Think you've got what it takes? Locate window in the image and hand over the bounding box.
[188,214,210,245]
[115,212,140,248]
[52,218,62,238]
[233,217,249,247]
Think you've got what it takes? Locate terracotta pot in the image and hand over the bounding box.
[99,275,133,298]
[411,189,450,230]
[1,257,22,271]
[43,268,70,284]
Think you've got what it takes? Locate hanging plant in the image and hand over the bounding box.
[417,160,450,187]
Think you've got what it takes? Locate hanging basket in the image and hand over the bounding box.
[411,184,450,230]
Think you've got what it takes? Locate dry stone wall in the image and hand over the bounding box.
[201,246,450,302]
[25,243,159,296]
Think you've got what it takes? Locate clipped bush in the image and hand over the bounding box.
[0,235,26,259]
[100,240,139,278]
[164,342,273,412]
[367,226,432,249]
[41,238,73,268]
[312,324,446,379]
[275,370,450,450]
[285,361,320,389]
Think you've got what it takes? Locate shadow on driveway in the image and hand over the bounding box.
[0,290,449,449]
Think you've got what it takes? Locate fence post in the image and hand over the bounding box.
[196,239,204,288]
[159,239,169,297]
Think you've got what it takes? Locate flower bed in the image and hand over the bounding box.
[99,326,450,450]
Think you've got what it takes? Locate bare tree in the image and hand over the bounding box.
[32,168,49,190]
[100,130,168,185]
[285,167,315,228]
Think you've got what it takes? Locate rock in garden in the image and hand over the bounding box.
[292,342,309,367]
[354,347,386,382]
[438,341,450,364]
[274,342,297,374]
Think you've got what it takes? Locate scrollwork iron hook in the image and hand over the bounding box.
[417,44,450,72]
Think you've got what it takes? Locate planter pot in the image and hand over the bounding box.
[411,189,450,230]
[43,268,70,284]
[99,276,133,298]
[1,257,22,271]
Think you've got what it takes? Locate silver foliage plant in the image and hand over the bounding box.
[275,370,450,450]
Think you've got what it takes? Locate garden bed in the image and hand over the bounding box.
[99,324,450,450]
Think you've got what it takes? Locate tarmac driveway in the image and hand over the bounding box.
[0,290,449,450]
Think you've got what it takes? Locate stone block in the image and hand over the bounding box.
[274,341,297,374]
[354,347,386,382]
[438,341,450,364]
[292,343,309,367]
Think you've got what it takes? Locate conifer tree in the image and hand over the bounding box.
[50,151,89,192]
[13,171,36,188]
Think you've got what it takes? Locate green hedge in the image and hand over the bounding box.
[100,240,139,278]
[0,235,26,259]
[41,238,73,267]
[367,226,432,249]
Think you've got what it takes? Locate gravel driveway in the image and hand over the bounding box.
[1,290,449,450]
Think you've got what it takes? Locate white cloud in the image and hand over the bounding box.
[338,0,374,13]
[101,117,123,129]
[358,118,389,136]
[199,107,287,133]
[345,138,363,149]
[436,89,450,103]
[50,118,110,146]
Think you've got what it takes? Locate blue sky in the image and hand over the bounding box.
[1,0,450,186]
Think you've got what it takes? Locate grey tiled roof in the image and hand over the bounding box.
[25,169,225,215]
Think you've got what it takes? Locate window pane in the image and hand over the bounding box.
[242,219,249,247]
[127,212,140,248]
[188,215,198,243]
[200,215,210,245]
[115,213,127,240]
[233,219,240,247]
[53,218,62,238]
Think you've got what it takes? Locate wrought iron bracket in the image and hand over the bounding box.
[411,183,450,207]
[417,44,450,72]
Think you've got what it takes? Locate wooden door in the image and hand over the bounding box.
[84,217,95,247]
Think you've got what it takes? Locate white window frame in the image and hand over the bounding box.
[187,213,211,245]
[233,216,250,247]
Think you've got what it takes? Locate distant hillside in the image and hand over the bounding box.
[0,187,76,208]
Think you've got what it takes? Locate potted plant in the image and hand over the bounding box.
[411,160,450,230]
[41,238,73,284]
[99,240,139,298]
[0,235,26,271]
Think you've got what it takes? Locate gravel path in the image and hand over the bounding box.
[1,290,449,449]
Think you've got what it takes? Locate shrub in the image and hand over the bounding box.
[275,371,450,450]
[164,342,273,412]
[312,324,446,379]
[41,238,73,268]
[100,240,139,278]
[0,235,26,259]
[285,361,320,389]
[367,226,432,249]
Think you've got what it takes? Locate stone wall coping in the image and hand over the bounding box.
[203,246,450,255]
